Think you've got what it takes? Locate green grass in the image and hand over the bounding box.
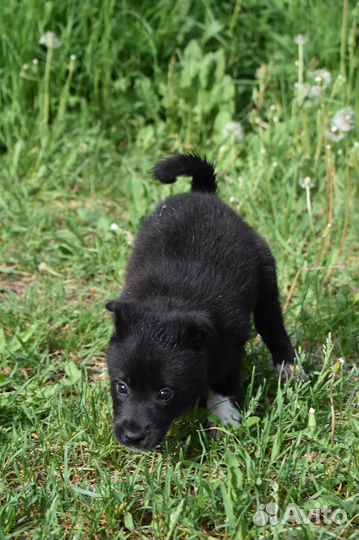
[1,0,359,538]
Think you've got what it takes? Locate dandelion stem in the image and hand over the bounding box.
[229,0,242,65]
[56,55,76,131]
[338,162,352,258]
[305,186,314,232]
[284,267,302,312]
[340,0,349,79]
[329,377,336,445]
[316,143,335,265]
[42,46,53,147]
[349,2,359,87]
[229,0,241,35]
[297,43,304,102]
[325,145,335,228]
[314,109,324,167]
[301,111,311,157]
[298,46,304,85]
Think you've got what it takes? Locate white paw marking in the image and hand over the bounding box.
[206,391,241,428]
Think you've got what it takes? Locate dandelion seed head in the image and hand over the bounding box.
[110,223,120,231]
[295,83,323,107]
[299,176,314,189]
[22,63,29,71]
[294,34,308,45]
[339,357,345,365]
[39,31,61,49]
[309,407,316,414]
[309,69,332,88]
[296,83,321,104]
[325,130,344,143]
[327,222,332,229]
[32,58,39,65]
[70,54,77,61]
[222,121,244,142]
[332,107,355,133]
[308,85,321,101]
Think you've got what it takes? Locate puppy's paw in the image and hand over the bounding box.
[207,422,222,441]
[206,391,241,440]
[276,362,309,381]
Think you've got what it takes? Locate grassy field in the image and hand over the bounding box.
[0,0,358,538]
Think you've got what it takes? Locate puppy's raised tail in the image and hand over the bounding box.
[153,154,217,193]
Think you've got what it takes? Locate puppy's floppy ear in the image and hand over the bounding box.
[173,312,217,351]
[105,300,147,334]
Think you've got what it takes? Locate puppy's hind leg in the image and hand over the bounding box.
[254,250,302,380]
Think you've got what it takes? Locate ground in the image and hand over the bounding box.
[0,1,358,538]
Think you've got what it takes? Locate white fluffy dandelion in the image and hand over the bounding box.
[222,121,244,142]
[299,176,314,189]
[295,83,321,104]
[331,107,355,133]
[325,127,345,143]
[309,69,332,88]
[294,34,308,45]
[39,31,61,49]
[308,85,321,101]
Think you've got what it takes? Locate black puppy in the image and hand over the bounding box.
[106,154,295,450]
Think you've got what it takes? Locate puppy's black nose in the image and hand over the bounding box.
[123,429,144,445]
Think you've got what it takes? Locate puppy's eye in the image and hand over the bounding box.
[158,387,173,401]
[117,382,128,395]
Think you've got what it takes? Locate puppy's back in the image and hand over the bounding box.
[123,157,268,335]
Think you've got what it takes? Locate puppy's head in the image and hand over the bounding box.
[106,300,215,450]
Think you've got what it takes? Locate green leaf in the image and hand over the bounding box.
[166,499,185,540]
[0,327,6,354]
[64,361,81,384]
[124,512,134,531]
[221,484,235,530]
[243,416,260,428]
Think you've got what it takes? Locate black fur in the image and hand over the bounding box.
[106,154,295,450]
[153,153,217,192]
